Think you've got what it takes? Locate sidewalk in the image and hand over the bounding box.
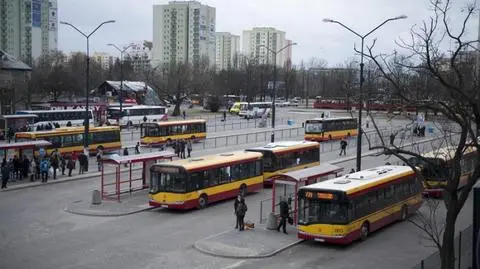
[194,224,302,258]
[64,189,151,217]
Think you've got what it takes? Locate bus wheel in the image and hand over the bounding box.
[166,139,172,147]
[198,194,208,209]
[190,136,196,142]
[400,205,408,221]
[239,184,247,197]
[128,121,133,127]
[347,132,351,137]
[360,222,369,241]
[328,134,332,140]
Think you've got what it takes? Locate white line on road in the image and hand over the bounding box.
[221,260,246,269]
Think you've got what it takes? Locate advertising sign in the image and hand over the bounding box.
[32,0,42,28]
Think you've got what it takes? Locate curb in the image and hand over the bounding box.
[193,234,304,259]
[63,204,154,217]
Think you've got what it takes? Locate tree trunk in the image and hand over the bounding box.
[172,101,181,116]
[440,204,457,269]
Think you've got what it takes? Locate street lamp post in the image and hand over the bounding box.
[323,15,407,171]
[258,42,298,142]
[107,43,133,113]
[60,20,115,154]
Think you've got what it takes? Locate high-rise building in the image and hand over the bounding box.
[124,41,152,73]
[242,27,288,67]
[0,0,58,65]
[152,1,216,68]
[91,52,115,70]
[215,32,240,71]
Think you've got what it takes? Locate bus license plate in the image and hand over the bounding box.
[314,238,325,242]
[161,205,168,208]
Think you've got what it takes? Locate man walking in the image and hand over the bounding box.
[234,195,241,229]
[135,142,140,154]
[40,158,49,182]
[187,140,192,158]
[277,198,289,234]
[339,138,347,156]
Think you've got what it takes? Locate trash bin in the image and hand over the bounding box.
[428,127,434,134]
[267,212,278,230]
[91,190,102,205]
[287,119,293,126]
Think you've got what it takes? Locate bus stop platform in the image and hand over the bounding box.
[64,189,152,217]
[194,224,303,258]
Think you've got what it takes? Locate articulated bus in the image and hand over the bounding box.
[149,151,264,209]
[16,109,94,127]
[297,165,423,244]
[15,126,121,155]
[107,105,168,126]
[140,119,207,145]
[407,145,477,198]
[246,141,320,186]
[304,117,358,142]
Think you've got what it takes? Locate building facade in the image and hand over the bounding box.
[91,52,115,70]
[0,0,58,65]
[242,27,288,67]
[152,1,216,68]
[124,41,152,73]
[215,32,239,71]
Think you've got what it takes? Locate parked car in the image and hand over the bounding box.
[290,100,300,106]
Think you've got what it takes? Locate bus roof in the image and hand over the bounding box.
[246,140,319,153]
[143,119,206,126]
[15,126,120,137]
[306,117,356,122]
[1,114,38,119]
[422,145,477,161]
[16,109,92,113]
[108,105,166,110]
[153,151,263,171]
[300,165,414,195]
[0,140,51,150]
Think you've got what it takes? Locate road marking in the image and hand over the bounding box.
[221,260,246,269]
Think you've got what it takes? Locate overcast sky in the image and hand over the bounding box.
[58,0,479,66]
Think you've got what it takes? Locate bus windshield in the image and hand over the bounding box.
[407,157,449,181]
[151,171,187,193]
[298,198,349,225]
[305,122,323,133]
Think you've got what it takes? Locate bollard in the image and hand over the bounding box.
[91,190,102,205]
[267,213,278,230]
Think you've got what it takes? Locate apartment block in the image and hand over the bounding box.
[242,27,288,67]
[215,32,240,71]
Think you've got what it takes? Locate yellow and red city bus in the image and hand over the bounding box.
[407,145,477,198]
[304,117,358,142]
[246,141,320,186]
[15,126,121,155]
[149,151,264,209]
[297,165,423,244]
[140,119,207,145]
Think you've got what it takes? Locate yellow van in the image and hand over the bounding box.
[229,102,248,114]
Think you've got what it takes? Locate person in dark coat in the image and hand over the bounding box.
[51,155,59,180]
[123,148,129,168]
[234,195,241,229]
[78,153,85,175]
[22,155,30,179]
[236,198,248,231]
[339,138,347,156]
[1,161,10,189]
[13,155,20,180]
[61,156,66,175]
[277,198,289,234]
[67,154,75,177]
[135,142,140,154]
[180,140,186,159]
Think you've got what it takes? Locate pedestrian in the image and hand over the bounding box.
[13,155,20,180]
[78,153,85,175]
[234,195,241,229]
[175,141,180,157]
[366,119,369,128]
[60,156,66,175]
[223,110,227,122]
[187,139,192,158]
[277,197,289,234]
[339,138,347,156]
[7,158,14,181]
[34,157,40,180]
[30,157,37,181]
[1,161,10,189]
[96,150,103,172]
[40,158,49,182]
[390,133,395,146]
[182,110,186,119]
[143,115,147,123]
[22,155,30,179]
[7,127,14,143]
[236,198,248,231]
[350,168,355,174]
[123,148,129,168]
[51,155,59,180]
[67,154,75,177]
[135,142,140,154]
[180,140,186,159]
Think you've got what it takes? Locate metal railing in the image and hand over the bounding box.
[412,225,473,269]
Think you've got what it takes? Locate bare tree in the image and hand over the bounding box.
[362,1,480,268]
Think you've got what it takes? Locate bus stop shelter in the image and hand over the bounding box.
[100,151,176,201]
[270,163,343,225]
[1,114,38,139]
[0,140,51,161]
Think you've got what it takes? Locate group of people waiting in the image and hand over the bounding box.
[1,149,90,189]
[173,139,193,159]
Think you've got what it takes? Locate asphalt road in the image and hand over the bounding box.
[0,116,461,269]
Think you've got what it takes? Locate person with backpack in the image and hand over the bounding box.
[339,138,348,156]
[40,158,50,183]
[236,198,248,231]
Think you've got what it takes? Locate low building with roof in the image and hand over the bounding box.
[93,80,164,106]
[0,49,32,114]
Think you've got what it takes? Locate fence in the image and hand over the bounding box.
[411,225,473,269]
